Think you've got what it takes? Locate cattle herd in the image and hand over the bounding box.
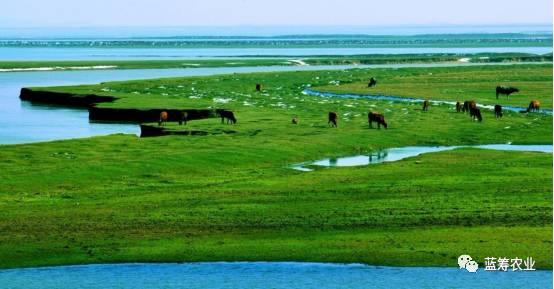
[156,81,542,130]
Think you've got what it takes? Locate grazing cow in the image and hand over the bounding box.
[462,100,477,113]
[528,100,540,112]
[256,83,262,91]
[219,110,237,124]
[179,111,188,125]
[328,112,338,127]
[292,116,299,124]
[469,107,482,122]
[494,105,503,118]
[456,101,462,113]
[422,100,430,111]
[367,77,377,88]
[368,112,388,129]
[496,86,519,99]
[158,111,168,126]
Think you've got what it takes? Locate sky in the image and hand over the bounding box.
[0,0,551,27]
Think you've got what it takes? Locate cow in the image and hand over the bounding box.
[158,111,168,126]
[469,107,482,122]
[328,112,338,127]
[462,100,476,113]
[292,116,299,124]
[367,77,377,88]
[368,112,388,129]
[456,101,462,113]
[494,105,503,118]
[179,111,188,125]
[422,100,430,111]
[496,86,519,99]
[256,83,262,91]
[219,110,237,124]
[528,100,540,112]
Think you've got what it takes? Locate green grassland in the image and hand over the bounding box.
[0,53,551,71]
[0,64,551,269]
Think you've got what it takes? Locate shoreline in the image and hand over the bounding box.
[1,52,552,72]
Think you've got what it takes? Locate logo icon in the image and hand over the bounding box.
[458,255,478,273]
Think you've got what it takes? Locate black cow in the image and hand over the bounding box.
[422,100,430,111]
[219,110,237,124]
[496,86,519,99]
[456,101,462,113]
[328,112,338,127]
[178,111,188,125]
[470,107,482,122]
[367,77,377,88]
[494,105,503,118]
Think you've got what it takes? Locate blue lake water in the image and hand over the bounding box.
[0,262,551,289]
[0,46,552,61]
[0,65,365,144]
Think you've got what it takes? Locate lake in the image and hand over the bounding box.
[1,65,361,144]
[0,46,552,61]
[0,262,551,289]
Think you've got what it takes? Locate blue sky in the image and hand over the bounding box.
[0,0,551,27]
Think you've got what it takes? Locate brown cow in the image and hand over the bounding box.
[219,110,237,124]
[494,105,503,118]
[462,100,476,113]
[456,101,462,113]
[158,111,168,126]
[179,111,188,125]
[422,100,430,111]
[328,112,338,127]
[368,112,388,129]
[528,100,540,112]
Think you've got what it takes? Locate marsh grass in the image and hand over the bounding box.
[1,64,551,269]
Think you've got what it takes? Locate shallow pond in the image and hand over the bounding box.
[292,144,553,171]
[0,262,551,289]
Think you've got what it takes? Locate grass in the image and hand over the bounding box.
[0,64,551,269]
[0,53,551,71]
[317,64,554,108]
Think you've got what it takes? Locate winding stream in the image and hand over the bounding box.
[303,89,554,115]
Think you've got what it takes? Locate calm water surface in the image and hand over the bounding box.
[0,65,363,144]
[0,262,551,289]
[292,145,553,171]
[0,47,552,60]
